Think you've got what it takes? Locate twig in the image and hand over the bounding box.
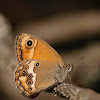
[53,82,100,100]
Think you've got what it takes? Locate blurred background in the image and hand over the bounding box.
[0,0,100,100]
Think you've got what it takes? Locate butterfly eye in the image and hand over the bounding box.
[25,39,34,48]
[36,63,39,66]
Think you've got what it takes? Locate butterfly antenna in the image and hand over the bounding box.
[66,57,85,84]
[70,57,85,65]
[67,57,85,73]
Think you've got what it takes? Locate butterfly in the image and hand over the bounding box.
[15,33,72,98]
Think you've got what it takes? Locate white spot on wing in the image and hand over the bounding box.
[27,61,37,92]
[20,65,23,69]
[17,80,20,84]
[20,86,24,91]
[17,72,19,76]
[25,60,31,65]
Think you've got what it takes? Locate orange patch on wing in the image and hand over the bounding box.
[16,33,28,62]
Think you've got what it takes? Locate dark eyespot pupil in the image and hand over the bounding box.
[28,81,31,84]
[23,71,26,74]
[28,75,31,78]
[36,63,39,66]
[27,40,32,46]
[29,87,32,91]
[25,67,27,69]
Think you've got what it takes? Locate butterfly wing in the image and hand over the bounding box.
[15,33,66,97]
[15,59,59,97]
[15,33,64,67]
